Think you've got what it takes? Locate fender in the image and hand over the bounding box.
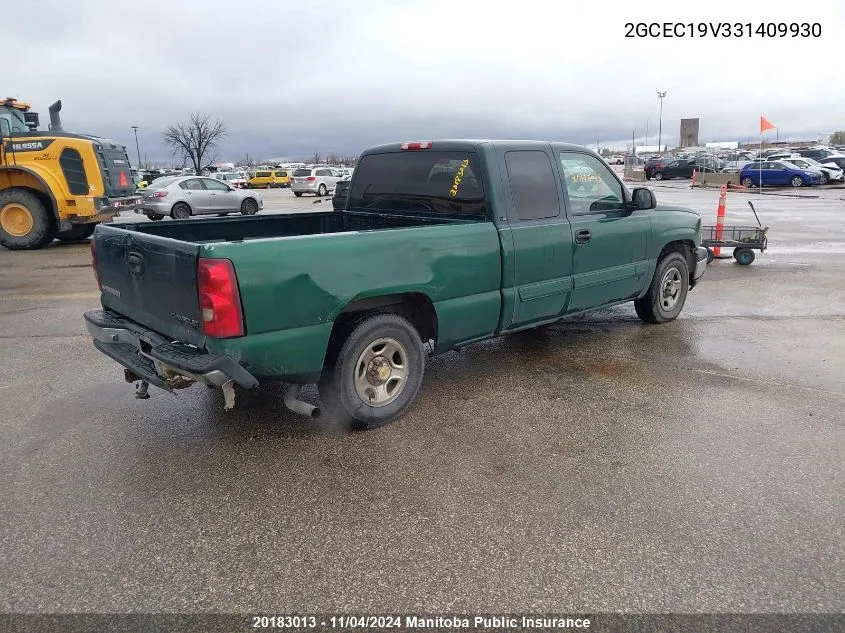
[0,165,61,219]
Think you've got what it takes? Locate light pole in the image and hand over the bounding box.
[657,91,667,152]
[131,126,142,168]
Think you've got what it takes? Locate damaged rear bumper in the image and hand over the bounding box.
[84,309,258,406]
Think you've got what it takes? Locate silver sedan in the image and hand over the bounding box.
[135,176,263,220]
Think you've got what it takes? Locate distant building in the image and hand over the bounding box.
[680,118,700,147]
[705,141,739,150]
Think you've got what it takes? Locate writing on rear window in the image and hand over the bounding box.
[449,159,471,197]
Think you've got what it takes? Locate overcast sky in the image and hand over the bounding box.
[8,0,844,164]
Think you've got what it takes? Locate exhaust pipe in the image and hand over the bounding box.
[283,384,321,418]
[48,100,63,131]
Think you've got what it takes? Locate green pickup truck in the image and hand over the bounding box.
[85,140,707,429]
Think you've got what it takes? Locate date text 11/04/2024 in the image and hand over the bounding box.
[625,22,821,38]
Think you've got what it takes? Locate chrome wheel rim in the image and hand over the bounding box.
[660,266,683,312]
[353,337,409,407]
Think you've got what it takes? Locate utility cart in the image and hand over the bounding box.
[702,201,768,265]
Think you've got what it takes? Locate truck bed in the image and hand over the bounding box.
[127,210,479,243]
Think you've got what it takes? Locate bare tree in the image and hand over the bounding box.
[310,151,322,165]
[162,112,228,175]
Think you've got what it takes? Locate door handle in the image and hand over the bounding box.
[575,229,591,244]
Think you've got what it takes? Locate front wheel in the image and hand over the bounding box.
[56,223,96,242]
[146,213,164,221]
[0,189,56,250]
[791,176,803,188]
[652,171,664,181]
[741,177,754,188]
[319,313,425,430]
[634,251,690,324]
[240,198,258,215]
[293,191,303,197]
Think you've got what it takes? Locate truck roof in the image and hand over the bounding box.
[362,139,594,154]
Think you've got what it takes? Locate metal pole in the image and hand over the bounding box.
[131,126,141,167]
[657,91,667,152]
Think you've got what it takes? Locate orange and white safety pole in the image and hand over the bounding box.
[714,185,727,257]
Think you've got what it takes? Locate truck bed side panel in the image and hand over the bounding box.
[202,222,502,376]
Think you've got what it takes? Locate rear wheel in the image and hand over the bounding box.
[319,313,425,430]
[705,247,715,264]
[56,223,96,242]
[791,176,803,187]
[0,189,56,250]
[294,192,303,197]
[741,177,754,188]
[653,171,664,181]
[240,198,258,215]
[634,251,690,324]
[146,213,164,221]
[171,202,191,219]
[317,183,327,197]
[733,248,755,265]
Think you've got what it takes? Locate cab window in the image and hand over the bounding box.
[558,152,625,215]
[504,150,560,220]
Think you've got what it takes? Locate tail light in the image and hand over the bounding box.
[305,176,316,182]
[150,191,168,198]
[90,239,101,290]
[197,258,244,338]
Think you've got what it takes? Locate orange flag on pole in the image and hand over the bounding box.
[760,116,776,134]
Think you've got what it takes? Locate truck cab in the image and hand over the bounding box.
[0,97,140,250]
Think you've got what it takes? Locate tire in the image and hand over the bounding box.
[821,172,829,184]
[741,177,754,188]
[0,188,56,250]
[634,251,690,324]
[791,176,803,188]
[146,213,164,221]
[318,313,425,430]
[294,192,303,197]
[56,223,96,242]
[706,247,714,264]
[217,213,230,217]
[171,202,191,219]
[733,248,755,265]
[317,183,327,197]
[240,198,258,215]
[653,171,664,181]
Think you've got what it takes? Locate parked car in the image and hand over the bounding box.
[135,176,263,220]
[809,154,845,173]
[604,155,624,165]
[796,147,838,161]
[332,178,351,210]
[85,139,707,429]
[739,161,823,188]
[643,156,674,179]
[647,158,696,181]
[214,171,248,189]
[783,157,844,184]
[290,167,343,197]
[248,169,291,189]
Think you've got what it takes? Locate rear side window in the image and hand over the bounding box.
[59,148,89,195]
[504,151,560,220]
[274,171,287,177]
[293,169,311,177]
[347,150,485,215]
[255,171,271,177]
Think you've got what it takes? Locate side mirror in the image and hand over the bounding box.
[630,187,656,210]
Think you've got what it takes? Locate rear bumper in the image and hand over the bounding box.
[84,309,258,392]
[691,246,707,288]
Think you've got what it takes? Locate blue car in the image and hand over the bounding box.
[739,160,822,188]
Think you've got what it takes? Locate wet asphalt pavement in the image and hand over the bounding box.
[1,185,843,613]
